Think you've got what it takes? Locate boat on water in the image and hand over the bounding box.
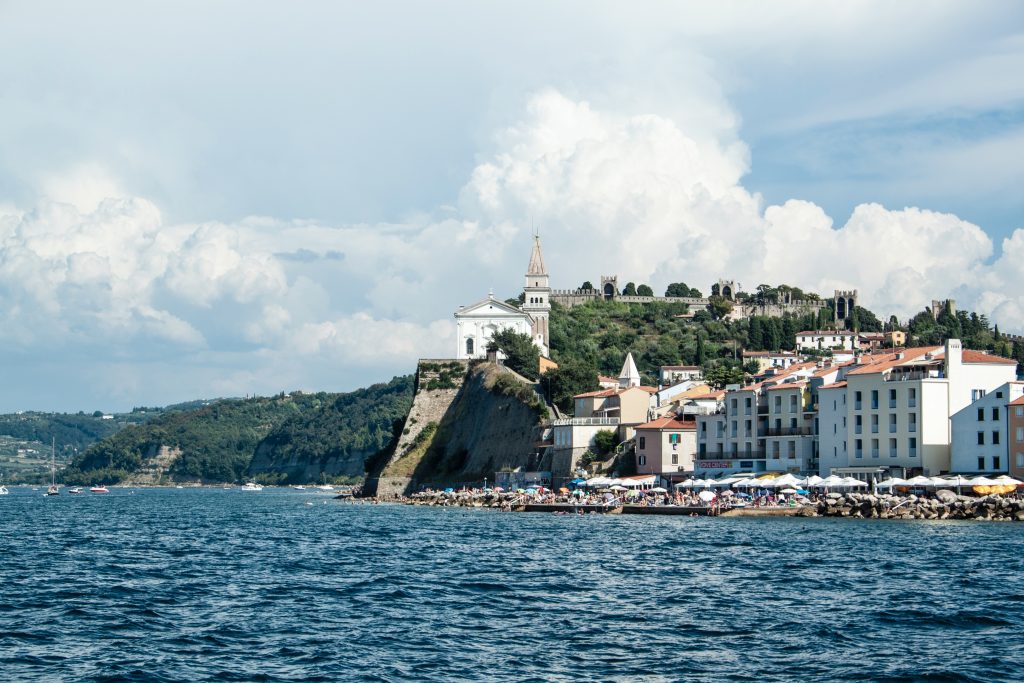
[0,485,8,496]
[45,438,59,496]
[240,482,263,491]
[90,486,110,494]
[68,487,84,495]
[317,484,334,491]
[293,485,306,490]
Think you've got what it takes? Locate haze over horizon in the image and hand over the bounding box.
[1,1,1023,412]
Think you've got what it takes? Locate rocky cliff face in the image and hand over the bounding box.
[368,361,546,498]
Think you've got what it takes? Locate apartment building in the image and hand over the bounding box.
[822,339,1016,476]
[795,330,857,352]
[950,382,1024,474]
[634,415,697,475]
[1009,396,1024,480]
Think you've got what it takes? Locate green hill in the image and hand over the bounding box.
[62,377,415,485]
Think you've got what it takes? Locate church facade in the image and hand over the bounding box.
[454,237,552,360]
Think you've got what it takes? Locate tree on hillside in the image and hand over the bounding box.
[487,329,540,380]
[581,281,594,291]
[708,296,733,320]
[667,282,701,297]
[622,282,637,296]
[543,358,599,413]
[851,306,883,332]
[593,429,618,456]
[705,363,745,390]
[636,284,654,296]
[695,334,706,366]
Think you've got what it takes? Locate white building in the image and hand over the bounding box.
[634,415,697,475]
[453,237,552,360]
[817,340,1017,476]
[659,365,703,385]
[454,294,539,359]
[796,330,857,352]
[950,382,1024,474]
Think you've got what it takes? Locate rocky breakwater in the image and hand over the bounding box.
[815,490,1024,521]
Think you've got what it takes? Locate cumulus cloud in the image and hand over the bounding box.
[3,87,1023,410]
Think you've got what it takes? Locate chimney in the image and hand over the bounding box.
[945,338,962,378]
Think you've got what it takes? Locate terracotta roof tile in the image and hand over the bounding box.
[636,415,697,430]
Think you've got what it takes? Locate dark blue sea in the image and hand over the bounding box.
[2,488,1022,682]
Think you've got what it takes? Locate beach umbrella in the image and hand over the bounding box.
[602,492,615,501]
[967,476,1000,487]
[875,478,906,489]
[558,487,570,494]
[805,475,824,487]
[444,487,455,493]
[719,490,735,497]
[993,475,1023,486]
[905,475,933,487]
[625,489,642,498]
[572,489,585,496]
[929,477,955,488]
[698,490,717,502]
[779,487,798,494]
[493,486,504,492]
[841,477,867,488]
[674,478,696,488]
[570,478,587,485]
[610,485,627,492]
[691,479,716,488]
[650,487,668,493]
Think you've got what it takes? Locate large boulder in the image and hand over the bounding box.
[935,489,957,504]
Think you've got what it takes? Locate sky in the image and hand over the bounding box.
[1,1,1023,412]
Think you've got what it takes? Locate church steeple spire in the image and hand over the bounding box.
[526,235,547,276]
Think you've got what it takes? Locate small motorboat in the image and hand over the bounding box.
[317,484,334,491]
[46,484,59,496]
[293,485,306,490]
[90,486,110,494]
[240,482,263,492]
[0,485,8,496]
[68,487,84,495]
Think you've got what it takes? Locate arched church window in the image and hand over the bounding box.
[466,338,474,356]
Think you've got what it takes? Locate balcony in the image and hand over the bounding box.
[909,424,917,433]
[765,427,813,437]
[552,417,620,426]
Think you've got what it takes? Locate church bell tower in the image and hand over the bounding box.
[522,235,551,355]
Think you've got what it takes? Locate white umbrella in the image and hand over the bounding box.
[610,485,628,492]
[779,487,798,494]
[929,477,956,488]
[805,475,824,487]
[993,475,1023,486]
[876,477,907,489]
[904,475,933,487]
[772,473,803,488]
[697,490,717,502]
[731,478,758,487]
[586,477,610,487]
[967,476,1000,486]
[691,479,716,488]
[650,486,668,493]
[815,475,845,489]
[841,477,868,488]
[674,479,696,488]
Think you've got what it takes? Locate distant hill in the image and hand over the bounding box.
[62,377,415,485]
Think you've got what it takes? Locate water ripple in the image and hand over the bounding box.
[2,489,1023,681]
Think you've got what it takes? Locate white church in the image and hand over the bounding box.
[454,236,551,360]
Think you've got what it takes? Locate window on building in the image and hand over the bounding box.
[977,432,985,445]
[1017,453,1024,467]
[855,415,862,434]
[788,441,796,458]
[909,413,917,433]
[639,437,646,449]
[993,407,1000,421]
[871,390,879,409]
[993,431,1000,445]
[997,391,1004,399]
[1017,427,1023,443]
[889,414,897,433]
[670,433,681,444]
[638,455,646,466]
[993,456,1000,470]
[789,395,798,413]
[465,338,474,355]
[1017,406,1024,418]
[889,438,897,458]
[972,389,986,401]
[871,439,879,458]
[908,388,917,407]
[871,414,879,433]
[855,391,862,409]
[889,389,897,408]
[772,442,780,459]
[909,437,917,456]
[855,439,863,458]
[671,453,678,465]
[978,408,985,422]
[977,456,984,470]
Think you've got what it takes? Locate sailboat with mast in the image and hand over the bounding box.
[46,438,59,496]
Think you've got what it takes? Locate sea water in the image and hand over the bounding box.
[1,488,1022,682]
